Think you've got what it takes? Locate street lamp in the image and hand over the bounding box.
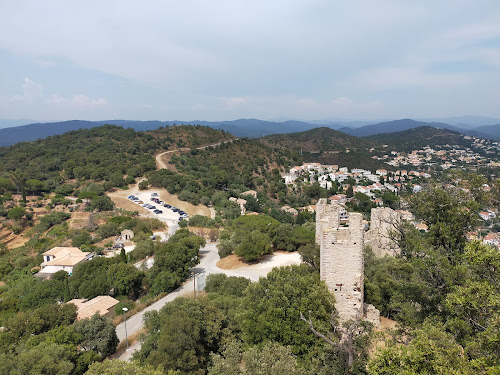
[122,307,129,350]
[191,256,198,299]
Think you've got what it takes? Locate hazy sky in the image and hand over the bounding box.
[1,1,499,122]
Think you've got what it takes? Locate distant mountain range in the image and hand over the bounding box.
[0,117,500,147]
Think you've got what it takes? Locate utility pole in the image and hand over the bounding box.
[122,307,129,350]
[193,270,196,299]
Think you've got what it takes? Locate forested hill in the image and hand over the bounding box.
[365,126,474,151]
[0,125,233,192]
[259,127,389,170]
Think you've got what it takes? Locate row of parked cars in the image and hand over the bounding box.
[150,193,189,220]
[127,195,163,215]
[126,193,189,221]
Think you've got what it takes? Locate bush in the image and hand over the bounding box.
[114,300,135,316]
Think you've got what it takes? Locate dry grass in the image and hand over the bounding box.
[158,190,210,217]
[112,329,145,358]
[112,293,167,326]
[68,211,91,230]
[216,250,294,270]
[216,254,250,270]
[368,316,400,358]
[108,195,151,215]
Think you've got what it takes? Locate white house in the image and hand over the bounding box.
[41,247,93,275]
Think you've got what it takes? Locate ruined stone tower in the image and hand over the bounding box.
[316,198,364,322]
[365,207,401,257]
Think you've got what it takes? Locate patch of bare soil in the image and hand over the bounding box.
[158,190,210,218]
[369,316,399,357]
[69,212,91,230]
[0,223,29,249]
[108,195,152,215]
[216,254,249,269]
[156,150,181,172]
[216,250,297,270]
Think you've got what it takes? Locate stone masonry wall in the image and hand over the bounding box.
[365,207,401,257]
[317,199,364,322]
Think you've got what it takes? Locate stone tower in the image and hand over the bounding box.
[316,198,364,322]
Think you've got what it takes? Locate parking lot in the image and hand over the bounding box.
[126,191,188,224]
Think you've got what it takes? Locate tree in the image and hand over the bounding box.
[136,297,227,374]
[209,341,306,375]
[346,185,354,198]
[107,263,143,298]
[235,230,272,262]
[409,185,478,260]
[239,265,335,357]
[298,243,320,271]
[26,178,44,195]
[85,359,169,375]
[90,195,114,211]
[7,206,25,221]
[368,323,475,375]
[10,343,75,375]
[74,314,118,357]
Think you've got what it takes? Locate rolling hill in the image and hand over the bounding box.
[260,127,388,170]
[0,119,319,147]
[338,119,466,137]
[365,126,475,151]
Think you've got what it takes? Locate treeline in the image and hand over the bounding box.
[365,184,500,373]
[133,266,364,374]
[217,214,315,261]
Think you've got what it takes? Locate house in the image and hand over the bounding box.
[415,222,428,232]
[281,205,298,216]
[41,247,93,275]
[373,199,383,206]
[397,210,414,221]
[299,205,316,213]
[479,211,494,221]
[242,190,258,199]
[229,197,247,215]
[121,229,134,241]
[376,169,387,176]
[68,296,120,320]
[413,185,423,193]
[483,232,499,247]
[328,194,347,205]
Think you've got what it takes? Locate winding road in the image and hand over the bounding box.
[113,136,301,360]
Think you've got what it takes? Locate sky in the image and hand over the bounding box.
[0,0,499,122]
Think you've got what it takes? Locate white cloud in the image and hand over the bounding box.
[11,77,43,102]
[0,1,499,120]
[331,97,353,106]
[48,93,106,108]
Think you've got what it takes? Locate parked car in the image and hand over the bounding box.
[113,243,124,249]
[151,193,158,197]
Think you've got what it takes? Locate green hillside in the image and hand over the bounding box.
[0,125,233,193]
[260,127,389,170]
[365,126,473,151]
